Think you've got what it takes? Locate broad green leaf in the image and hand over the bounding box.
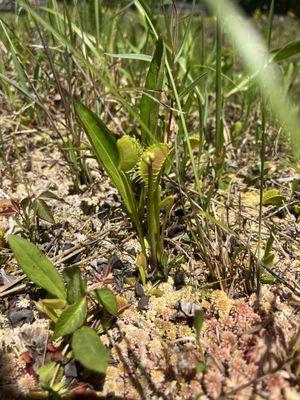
[72,326,109,374]
[38,362,56,388]
[34,199,55,224]
[52,297,87,340]
[64,266,86,304]
[262,189,285,206]
[230,121,243,144]
[272,40,300,63]
[140,39,165,145]
[74,101,134,215]
[8,235,66,300]
[93,288,118,316]
[261,228,276,284]
[117,135,141,173]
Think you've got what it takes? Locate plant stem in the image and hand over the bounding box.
[215,12,224,181]
[147,165,158,270]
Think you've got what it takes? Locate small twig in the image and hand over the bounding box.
[0,274,26,294]
[0,284,27,297]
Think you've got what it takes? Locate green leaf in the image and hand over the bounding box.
[174,0,196,63]
[52,297,87,340]
[263,227,275,261]
[0,20,28,94]
[38,362,56,388]
[93,288,118,316]
[136,252,147,287]
[272,40,300,63]
[194,309,204,341]
[35,300,59,323]
[262,254,275,269]
[8,235,66,300]
[34,199,55,224]
[159,195,174,210]
[179,72,208,99]
[262,189,285,206]
[291,204,300,217]
[41,298,67,309]
[64,266,86,304]
[72,326,109,374]
[39,190,67,203]
[140,38,165,145]
[196,362,206,374]
[97,314,116,334]
[74,100,135,215]
[106,53,152,62]
[260,270,276,284]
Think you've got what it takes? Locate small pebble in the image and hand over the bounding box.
[138,296,149,310]
[8,308,34,327]
[135,282,144,298]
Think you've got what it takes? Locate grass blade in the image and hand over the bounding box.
[140,38,165,145]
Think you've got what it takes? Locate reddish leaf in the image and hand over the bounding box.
[0,199,19,217]
[72,385,98,399]
[47,343,57,352]
[21,351,32,364]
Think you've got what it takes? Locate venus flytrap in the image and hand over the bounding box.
[74,37,172,280]
[139,143,170,272]
[74,101,172,279]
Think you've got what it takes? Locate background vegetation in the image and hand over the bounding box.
[0,0,299,399]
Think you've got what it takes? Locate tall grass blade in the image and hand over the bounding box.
[0,19,28,93]
[140,38,165,145]
[215,12,224,179]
